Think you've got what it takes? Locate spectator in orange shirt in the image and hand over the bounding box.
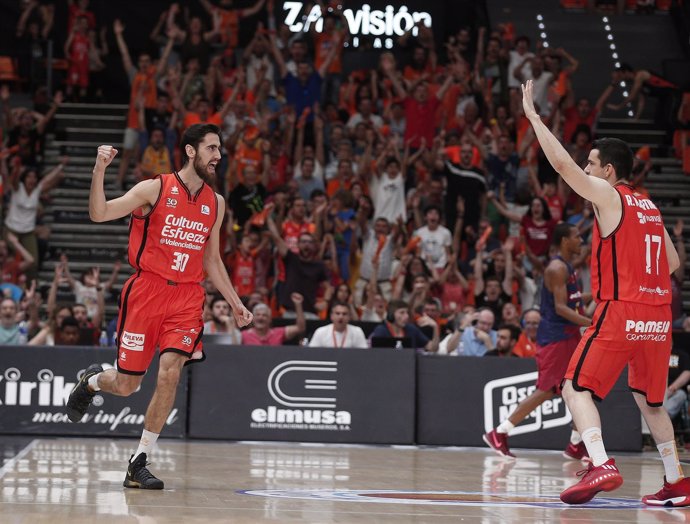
[513,308,540,358]
[312,10,348,105]
[198,0,266,49]
[113,19,173,190]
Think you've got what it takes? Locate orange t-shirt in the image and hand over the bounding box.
[127,66,157,129]
[214,8,240,48]
[513,333,537,358]
[183,112,223,129]
[315,32,342,74]
[234,142,262,183]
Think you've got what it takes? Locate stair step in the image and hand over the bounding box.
[50,222,129,233]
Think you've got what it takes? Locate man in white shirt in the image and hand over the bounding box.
[309,302,368,348]
[370,157,406,224]
[413,205,452,270]
[346,98,383,131]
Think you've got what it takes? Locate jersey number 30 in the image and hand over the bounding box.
[644,234,662,275]
[171,251,190,272]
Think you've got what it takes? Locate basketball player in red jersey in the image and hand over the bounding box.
[523,80,689,507]
[65,124,253,489]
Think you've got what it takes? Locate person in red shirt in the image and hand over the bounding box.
[523,80,689,506]
[381,55,455,149]
[562,82,615,144]
[65,124,253,490]
[67,0,96,33]
[242,294,306,346]
[0,232,34,285]
[225,229,259,298]
[64,16,90,101]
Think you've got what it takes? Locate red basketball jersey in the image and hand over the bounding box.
[591,183,671,305]
[128,173,218,283]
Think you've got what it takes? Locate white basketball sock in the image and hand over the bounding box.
[133,430,159,461]
[581,427,608,467]
[87,373,101,392]
[570,430,582,445]
[497,420,515,434]
[657,440,684,483]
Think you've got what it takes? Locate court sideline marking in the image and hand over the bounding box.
[0,439,38,479]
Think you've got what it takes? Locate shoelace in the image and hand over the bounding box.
[134,461,159,483]
[575,465,594,478]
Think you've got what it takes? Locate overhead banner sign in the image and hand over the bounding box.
[282,1,432,49]
[417,356,640,452]
[0,346,187,437]
[188,346,416,444]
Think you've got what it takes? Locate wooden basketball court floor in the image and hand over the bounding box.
[2,435,690,523]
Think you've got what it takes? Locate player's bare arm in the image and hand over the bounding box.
[521,80,619,213]
[545,261,590,327]
[89,145,161,222]
[663,227,680,274]
[203,193,253,327]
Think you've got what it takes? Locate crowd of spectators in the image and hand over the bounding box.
[0,0,688,355]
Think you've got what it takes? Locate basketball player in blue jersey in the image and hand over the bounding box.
[483,223,591,458]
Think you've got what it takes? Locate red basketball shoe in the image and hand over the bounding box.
[560,458,623,504]
[482,429,515,459]
[642,477,690,507]
[563,442,591,462]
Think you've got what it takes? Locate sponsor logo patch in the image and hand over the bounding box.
[121,331,145,352]
[201,204,211,215]
[166,198,177,208]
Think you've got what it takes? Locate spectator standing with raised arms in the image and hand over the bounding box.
[65,124,252,490]
[522,79,688,507]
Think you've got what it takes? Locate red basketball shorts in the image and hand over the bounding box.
[564,300,672,406]
[535,334,581,394]
[115,272,205,375]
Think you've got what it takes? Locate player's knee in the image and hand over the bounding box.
[114,375,141,396]
[156,366,181,389]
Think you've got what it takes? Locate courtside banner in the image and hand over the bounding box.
[0,346,187,437]
[416,356,640,451]
[188,345,416,443]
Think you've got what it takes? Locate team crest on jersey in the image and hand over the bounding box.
[166,198,177,208]
[170,186,179,195]
[201,204,211,215]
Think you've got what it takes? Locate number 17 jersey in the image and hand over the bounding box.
[591,183,671,305]
[128,172,218,283]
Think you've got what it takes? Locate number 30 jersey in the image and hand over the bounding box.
[591,183,671,306]
[128,172,218,283]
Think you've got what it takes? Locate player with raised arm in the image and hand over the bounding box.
[65,124,253,489]
[522,79,687,506]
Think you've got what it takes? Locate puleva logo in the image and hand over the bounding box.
[483,372,571,435]
[250,360,351,430]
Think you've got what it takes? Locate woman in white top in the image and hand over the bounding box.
[4,159,67,280]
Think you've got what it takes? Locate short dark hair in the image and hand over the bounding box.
[330,301,350,312]
[180,124,222,166]
[591,137,633,180]
[424,204,442,217]
[210,295,229,309]
[552,222,576,247]
[388,299,409,317]
[60,316,80,331]
[515,35,531,47]
[498,324,521,343]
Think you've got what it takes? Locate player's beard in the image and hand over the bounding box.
[194,156,215,184]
